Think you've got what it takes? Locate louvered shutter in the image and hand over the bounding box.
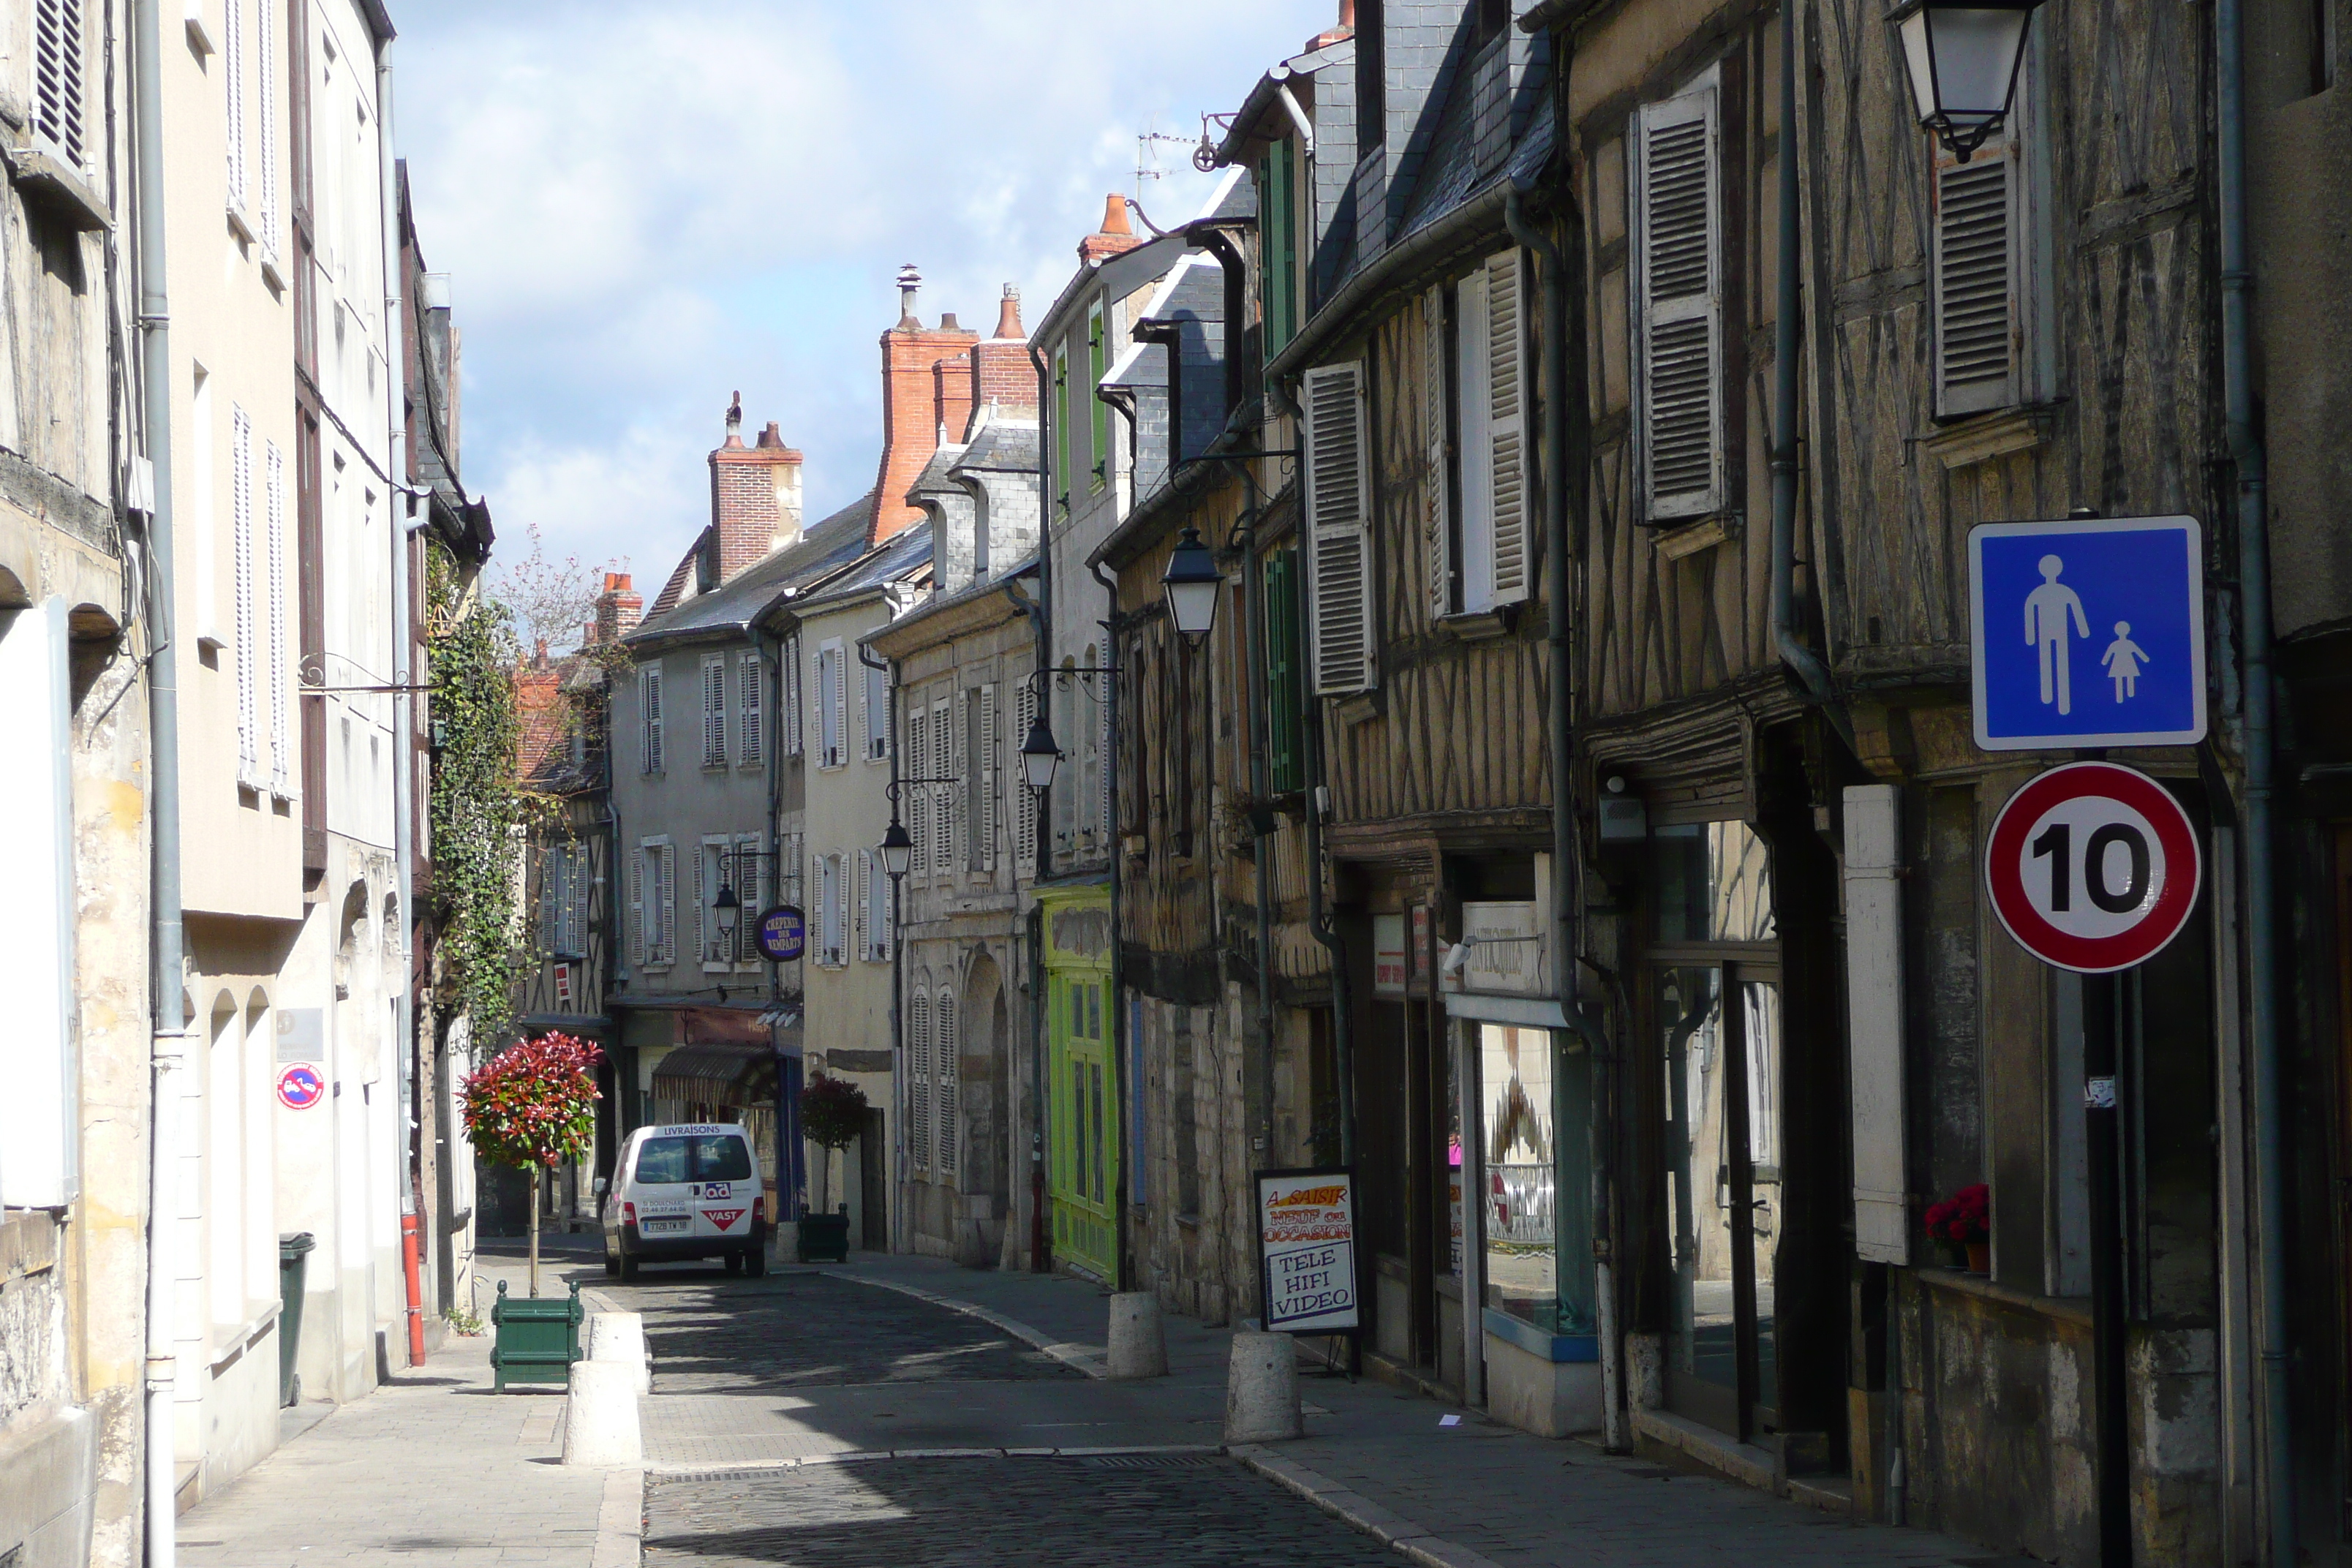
[256,0,278,257]
[856,651,870,761]
[784,636,802,755]
[907,697,929,877]
[856,848,872,960]
[1932,135,2020,417]
[932,701,955,872]
[1424,286,1453,620]
[954,689,970,871]
[630,847,646,966]
[1098,690,1112,843]
[979,684,998,872]
[265,440,292,794]
[570,843,592,956]
[834,855,850,965]
[1484,249,1531,604]
[701,657,725,767]
[1303,363,1373,695]
[643,666,664,774]
[935,990,957,1179]
[231,406,259,786]
[828,649,848,767]
[740,655,762,765]
[1634,86,1722,521]
[538,847,559,948]
[224,0,246,214]
[908,990,930,1173]
[31,0,86,171]
[1013,680,1039,875]
[658,844,677,965]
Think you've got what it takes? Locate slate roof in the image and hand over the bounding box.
[791,522,933,616]
[951,421,1039,475]
[626,490,875,647]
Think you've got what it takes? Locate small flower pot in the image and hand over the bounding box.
[1965,1240,1991,1275]
[1933,1240,1967,1270]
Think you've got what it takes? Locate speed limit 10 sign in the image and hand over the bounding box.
[1986,762,2202,974]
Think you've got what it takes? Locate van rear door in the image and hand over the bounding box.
[682,1132,757,1240]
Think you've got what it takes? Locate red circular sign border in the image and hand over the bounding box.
[276,1063,325,1110]
[1985,762,2202,973]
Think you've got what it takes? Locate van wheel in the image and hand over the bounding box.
[603,1243,619,1279]
[619,1249,639,1283]
[744,1247,766,1278]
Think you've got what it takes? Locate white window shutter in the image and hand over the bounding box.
[1932,135,2020,417]
[932,701,955,873]
[979,683,998,872]
[265,440,292,795]
[1013,680,1039,875]
[1843,785,1908,1264]
[1634,86,1722,521]
[834,855,850,965]
[31,0,86,171]
[876,854,892,957]
[829,649,848,766]
[223,0,246,214]
[741,655,762,765]
[658,844,676,966]
[230,405,258,787]
[630,848,646,967]
[256,0,278,257]
[856,651,870,761]
[783,636,802,756]
[908,990,930,1173]
[643,666,664,774]
[1303,363,1373,696]
[867,663,892,761]
[701,656,725,768]
[856,847,872,960]
[1424,286,1452,621]
[1098,691,1112,843]
[908,697,929,878]
[954,688,970,871]
[935,990,957,1179]
[1484,249,1530,606]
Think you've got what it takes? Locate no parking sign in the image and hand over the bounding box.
[276,1063,325,1110]
[1986,762,2201,974]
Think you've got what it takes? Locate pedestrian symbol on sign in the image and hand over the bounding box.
[1970,516,2206,750]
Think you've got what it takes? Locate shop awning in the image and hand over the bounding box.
[649,1042,777,1101]
[1441,992,1572,1030]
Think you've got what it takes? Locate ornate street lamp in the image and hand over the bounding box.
[1890,0,2044,162]
[712,881,742,938]
[878,818,915,880]
[1020,711,1061,794]
[1159,527,1222,642]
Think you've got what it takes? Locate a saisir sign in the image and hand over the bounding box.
[1255,1167,1359,1335]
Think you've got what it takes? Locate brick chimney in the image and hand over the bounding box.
[970,284,1035,415]
[709,393,805,582]
[1077,192,1144,264]
[592,572,642,643]
[872,265,980,543]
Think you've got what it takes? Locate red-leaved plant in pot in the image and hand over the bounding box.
[1924,1183,1991,1273]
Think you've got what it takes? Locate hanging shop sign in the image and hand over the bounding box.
[1255,1167,1360,1335]
[276,1063,325,1111]
[755,905,806,964]
[1986,761,2201,973]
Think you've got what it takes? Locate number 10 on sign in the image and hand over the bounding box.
[1986,762,2202,974]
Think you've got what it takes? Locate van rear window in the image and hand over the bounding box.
[633,1134,753,1184]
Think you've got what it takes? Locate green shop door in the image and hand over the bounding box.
[1049,970,1117,1282]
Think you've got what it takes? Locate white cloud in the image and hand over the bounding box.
[394,0,1331,577]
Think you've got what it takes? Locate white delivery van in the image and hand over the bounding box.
[600,1123,768,1280]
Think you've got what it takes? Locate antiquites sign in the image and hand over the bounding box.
[1255,1167,1359,1335]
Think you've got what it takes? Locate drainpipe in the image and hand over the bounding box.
[1768,3,1855,760]
[860,641,900,1251]
[132,0,184,1561]
[1005,573,1049,1271]
[377,37,426,1368]
[1504,184,1624,1452]
[2217,0,2293,1556]
[1088,559,1131,1294]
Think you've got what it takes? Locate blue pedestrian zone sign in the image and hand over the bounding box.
[1970,516,2206,750]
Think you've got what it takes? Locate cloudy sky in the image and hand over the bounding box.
[391,0,1330,619]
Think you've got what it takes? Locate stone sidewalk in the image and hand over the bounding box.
[829,1254,1997,1568]
[176,1240,638,1568]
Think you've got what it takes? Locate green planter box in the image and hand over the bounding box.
[489,1278,583,1390]
[796,1207,850,1264]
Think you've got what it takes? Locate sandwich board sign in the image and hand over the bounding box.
[1970,516,2206,750]
[1255,1168,1359,1335]
[1986,762,2202,973]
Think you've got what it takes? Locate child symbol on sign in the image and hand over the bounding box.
[2102,622,2149,701]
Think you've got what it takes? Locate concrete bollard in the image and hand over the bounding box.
[1107,1292,1168,1379]
[587,1311,650,1395]
[1224,1330,1303,1443]
[561,1360,642,1467]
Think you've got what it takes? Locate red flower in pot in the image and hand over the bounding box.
[1923,1183,1991,1273]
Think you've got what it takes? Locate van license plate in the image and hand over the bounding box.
[638,1218,689,1235]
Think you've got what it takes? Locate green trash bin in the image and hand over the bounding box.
[277,1232,315,1409]
[489,1278,584,1391]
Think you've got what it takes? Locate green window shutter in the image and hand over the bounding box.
[1267,549,1303,793]
[1261,143,1298,358]
[1088,306,1109,490]
[1054,348,1071,515]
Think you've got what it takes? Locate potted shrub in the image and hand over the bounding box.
[1924,1182,1991,1274]
[459,1030,604,1297]
[796,1074,867,1262]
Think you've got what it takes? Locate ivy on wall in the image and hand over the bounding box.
[427,543,524,1042]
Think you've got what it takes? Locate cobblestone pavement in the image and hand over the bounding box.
[647,1454,1398,1567]
[600,1265,1077,1392]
